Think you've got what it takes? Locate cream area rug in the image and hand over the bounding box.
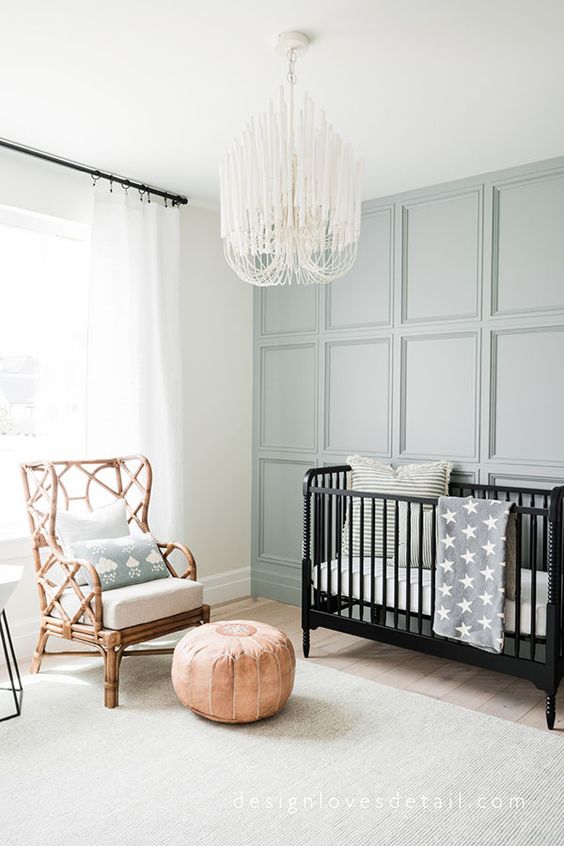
[1,654,562,846]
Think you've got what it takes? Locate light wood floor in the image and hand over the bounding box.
[5,596,563,733]
[214,596,564,734]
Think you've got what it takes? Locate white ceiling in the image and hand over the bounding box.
[1,0,564,207]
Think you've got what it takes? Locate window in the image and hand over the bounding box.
[0,206,89,539]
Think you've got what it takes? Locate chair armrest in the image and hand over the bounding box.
[156,541,197,580]
[52,550,102,590]
[37,549,103,630]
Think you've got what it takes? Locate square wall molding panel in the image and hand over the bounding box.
[400,331,479,461]
[492,170,564,318]
[401,187,482,324]
[326,206,393,331]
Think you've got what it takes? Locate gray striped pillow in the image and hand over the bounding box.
[341,457,452,568]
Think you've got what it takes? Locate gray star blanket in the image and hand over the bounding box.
[432,496,514,653]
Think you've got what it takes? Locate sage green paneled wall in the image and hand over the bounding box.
[252,156,564,604]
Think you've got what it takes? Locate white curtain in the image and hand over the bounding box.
[87,188,184,540]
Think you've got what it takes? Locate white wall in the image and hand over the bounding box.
[0,147,253,661]
[180,205,253,588]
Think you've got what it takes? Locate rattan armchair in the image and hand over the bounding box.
[20,456,209,708]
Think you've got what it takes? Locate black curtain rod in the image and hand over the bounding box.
[0,136,188,206]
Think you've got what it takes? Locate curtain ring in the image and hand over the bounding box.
[147,190,151,204]
[122,179,130,196]
[164,193,168,208]
[91,170,101,188]
[109,176,113,193]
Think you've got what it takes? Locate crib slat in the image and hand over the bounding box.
[324,484,329,581]
[515,511,522,658]
[418,502,424,634]
[394,500,399,629]
[359,498,365,619]
[326,491,332,610]
[431,503,437,637]
[382,498,388,619]
[370,498,376,624]
[348,493,354,619]
[406,501,412,631]
[336,491,342,617]
[530,510,537,660]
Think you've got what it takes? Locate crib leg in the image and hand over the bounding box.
[546,694,556,730]
[302,628,310,658]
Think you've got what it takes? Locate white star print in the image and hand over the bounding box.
[461,550,476,565]
[482,541,496,557]
[457,598,473,615]
[441,534,455,549]
[483,515,498,531]
[480,565,495,582]
[439,559,454,573]
[442,509,457,525]
[459,574,475,590]
[477,616,492,630]
[438,583,453,597]
[456,623,472,638]
[437,605,450,621]
[461,524,477,539]
[463,498,478,514]
[479,591,493,605]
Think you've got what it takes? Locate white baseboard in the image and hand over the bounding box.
[200,566,251,606]
[2,566,251,665]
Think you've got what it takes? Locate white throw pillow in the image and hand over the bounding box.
[57,500,131,584]
[342,457,452,568]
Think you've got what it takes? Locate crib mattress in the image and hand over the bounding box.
[314,559,548,638]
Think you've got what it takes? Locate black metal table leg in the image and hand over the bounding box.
[0,610,23,722]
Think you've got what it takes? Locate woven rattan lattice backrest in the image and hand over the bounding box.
[20,456,153,551]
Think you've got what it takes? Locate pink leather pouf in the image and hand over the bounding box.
[171,620,296,723]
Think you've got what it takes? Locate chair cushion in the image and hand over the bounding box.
[53,577,204,630]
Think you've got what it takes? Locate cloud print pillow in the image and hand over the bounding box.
[70,535,169,591]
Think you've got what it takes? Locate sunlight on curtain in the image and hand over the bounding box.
[87,188,184,540]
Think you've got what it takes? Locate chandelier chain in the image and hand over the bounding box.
[287,48,297,85]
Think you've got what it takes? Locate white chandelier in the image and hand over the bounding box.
[220,31,363,286]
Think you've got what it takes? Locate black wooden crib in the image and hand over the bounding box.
[301,466,564,729]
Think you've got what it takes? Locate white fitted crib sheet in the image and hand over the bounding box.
[314,559,549,637]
